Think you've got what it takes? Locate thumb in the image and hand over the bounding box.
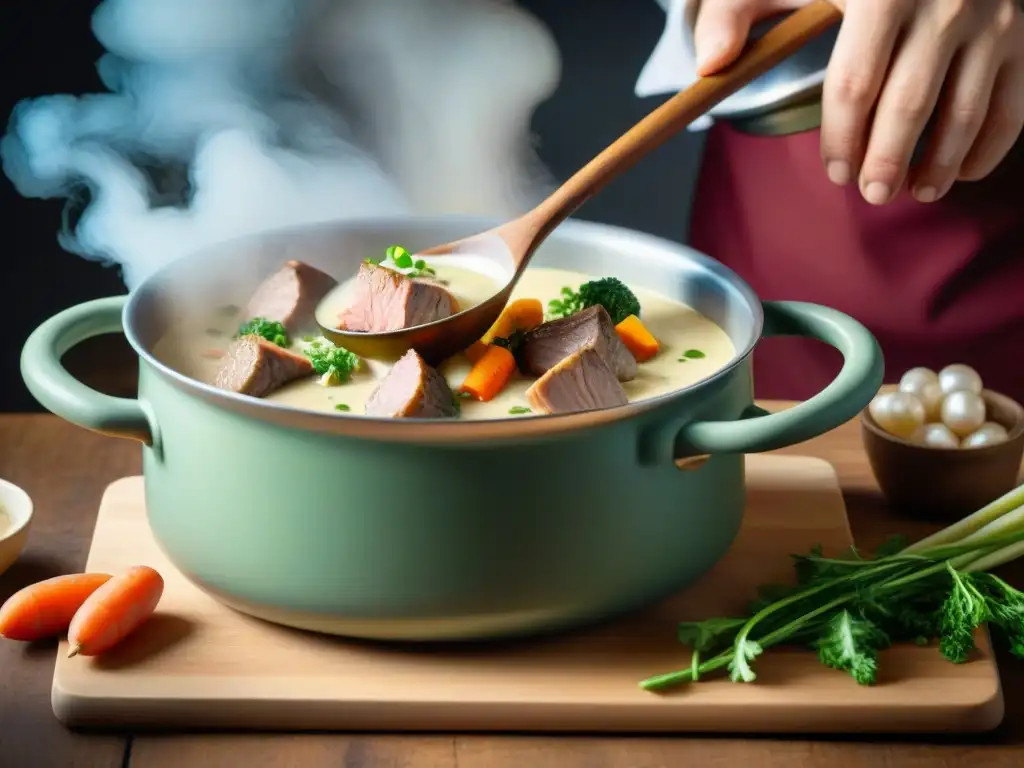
[693,0,811,77]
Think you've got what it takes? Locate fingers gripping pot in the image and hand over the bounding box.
[21,217,883,641]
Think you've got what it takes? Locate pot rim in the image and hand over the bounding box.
[122,215,765,443]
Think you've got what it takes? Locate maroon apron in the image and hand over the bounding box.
[689,124,1024,401]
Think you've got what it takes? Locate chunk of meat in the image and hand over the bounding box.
[520,305,637,381]
[365,349,458,418]
[214,335,314,397]
[526,346,629,415]
[337,262,457,333]
[245,260,338,334]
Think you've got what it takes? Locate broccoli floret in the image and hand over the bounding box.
[237,317,289,347]
[547,277,641,325]
[300,336,360,386]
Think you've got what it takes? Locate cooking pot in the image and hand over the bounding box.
[21,217,883,642]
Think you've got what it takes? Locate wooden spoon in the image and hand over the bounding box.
[319,1,842,364]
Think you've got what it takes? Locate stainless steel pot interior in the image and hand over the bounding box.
[124,216,764,439]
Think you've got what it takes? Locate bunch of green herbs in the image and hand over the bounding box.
[640,483,1024,692]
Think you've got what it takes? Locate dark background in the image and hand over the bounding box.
[0,1,704,412]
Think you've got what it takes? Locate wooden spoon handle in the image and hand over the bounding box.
[509,0,842,260]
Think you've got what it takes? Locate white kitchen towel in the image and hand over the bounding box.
[635,0,714,131]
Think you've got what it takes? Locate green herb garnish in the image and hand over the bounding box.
[508,406,532,415]
[300,336,360,387]
[456,390,473,399]
[366,244,436,279]
[334,403,351,412]
[639,483,1024,692]
[682,349,706,359]
[237,317,289,347]
[547,277,641,325]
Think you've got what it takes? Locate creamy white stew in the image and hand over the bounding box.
[154,258,736,420]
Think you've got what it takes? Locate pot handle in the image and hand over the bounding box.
[20,296,157,446]
[672,301,883,456]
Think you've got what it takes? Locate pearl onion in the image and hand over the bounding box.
[938,363,983,396]
[961,421,1009,449]
[911,422,960,449]
[940,390,987,437]
[869,391,926,439]
[900,378,944,421]
[899,367,939,392]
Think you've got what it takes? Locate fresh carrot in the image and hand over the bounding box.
[464,340,488,364]
[459,344,517,402]
[615,314,659,362]
[0,573,113,642]
[464,298,543,364]
[66,565,164,658]
[480,298,544,345]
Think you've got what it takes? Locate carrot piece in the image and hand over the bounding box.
[67,565,164,657]
[480,298,544,345]
[464,340,488,364]
[615,314,659,362]
[0,573,113,642]
[459,344,517,402]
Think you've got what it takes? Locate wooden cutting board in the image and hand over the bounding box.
[52,455,1004,733]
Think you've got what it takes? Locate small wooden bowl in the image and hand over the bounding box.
[861,386,1024,520]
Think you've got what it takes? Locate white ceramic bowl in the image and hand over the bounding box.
[0,479,33,577]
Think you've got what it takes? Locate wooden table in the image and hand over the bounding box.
[2,408,1024,767]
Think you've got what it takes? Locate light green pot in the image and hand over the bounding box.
[21,217,883,641]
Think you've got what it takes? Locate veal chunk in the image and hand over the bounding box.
[214,335,314,398]
[365,349,458,419]
[526,346,628,415]
[246,260,338,334]
[520,305,637,381]
[337,262,456,333]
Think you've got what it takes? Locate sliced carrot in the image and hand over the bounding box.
[615,314,659,362]
[459,344,517,402]
[0,573,113,642]
[67,565,164,657]
[480,298,544,345]
[464,340,488,364]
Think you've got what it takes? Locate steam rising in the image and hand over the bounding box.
[1,0,561,289]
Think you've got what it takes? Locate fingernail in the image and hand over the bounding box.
[913,185,937,203]
[863,182,891,205]
[826,161,851,186]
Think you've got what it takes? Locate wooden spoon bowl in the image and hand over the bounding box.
[861,385,1024,521]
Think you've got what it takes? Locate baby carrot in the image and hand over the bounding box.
[480,298,544,345]
[465,299,544,364]
[615,314,659,362]
[459,344,517,402]
[67,565,164,658]
[0,573,113,642]
[464,340,488,364]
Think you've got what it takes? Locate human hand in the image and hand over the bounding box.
[693,0,1024,204]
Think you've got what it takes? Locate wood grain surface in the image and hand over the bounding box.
[3,410,1024,766]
